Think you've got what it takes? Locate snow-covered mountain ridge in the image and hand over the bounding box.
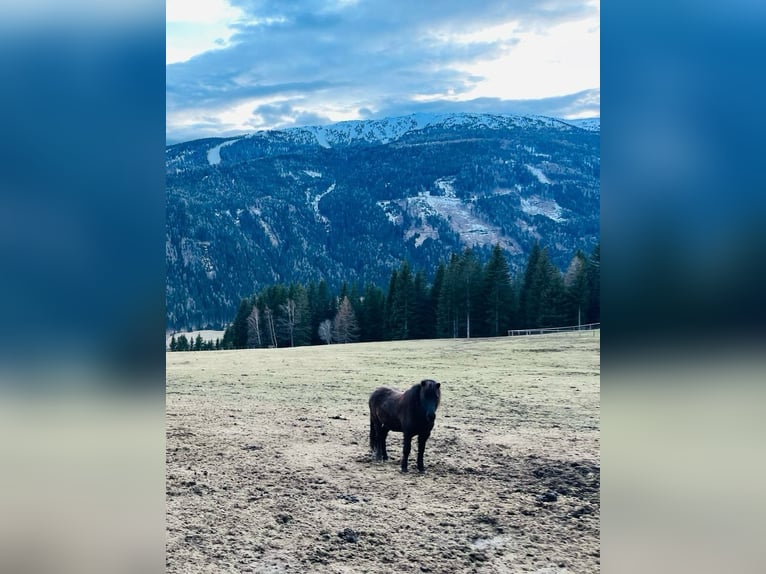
[167,112,599,172]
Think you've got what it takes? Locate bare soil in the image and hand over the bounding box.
[167,331,600,573]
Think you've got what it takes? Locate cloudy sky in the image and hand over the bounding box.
[166,0,599,144]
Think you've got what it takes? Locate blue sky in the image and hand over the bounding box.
[166,0,599,144]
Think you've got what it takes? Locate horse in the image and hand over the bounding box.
[368,379,441,473]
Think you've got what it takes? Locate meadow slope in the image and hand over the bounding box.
[167,331,600,573]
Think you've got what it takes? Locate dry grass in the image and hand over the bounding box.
[167,331,600,573]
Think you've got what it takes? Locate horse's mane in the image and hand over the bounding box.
[400,383,423,407]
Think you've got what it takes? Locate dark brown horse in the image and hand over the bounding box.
[368,379,441,473]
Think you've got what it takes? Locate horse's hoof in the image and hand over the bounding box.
[400,467,408,473]
[417,467,425,473]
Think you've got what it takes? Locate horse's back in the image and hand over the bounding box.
[369,386,401,407]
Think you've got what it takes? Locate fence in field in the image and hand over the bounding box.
[507,322,600,336]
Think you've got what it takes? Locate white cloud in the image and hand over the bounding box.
[455,15,600,101]
[166,0,241,24]
[166,0,244,64]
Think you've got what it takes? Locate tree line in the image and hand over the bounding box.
[168,241,599,351]
[168,333,222,352]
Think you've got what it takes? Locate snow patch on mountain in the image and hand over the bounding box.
[526,164,552,185]
[434,177,457,198]
[377,200,403,225]
[377,190,520,252]
[310,183,336,231]
[563,117,600,132]
[207,138,241,165]
[422,195,507,248]
[248,206,279,247]
[520,196,565,222]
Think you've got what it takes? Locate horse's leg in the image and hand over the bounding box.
[380,428,389,460]
[416,432,430,473]
[401,433,413,473]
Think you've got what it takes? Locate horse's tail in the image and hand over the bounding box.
[369,411,377,452]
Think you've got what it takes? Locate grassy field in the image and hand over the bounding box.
[166,331,600,573]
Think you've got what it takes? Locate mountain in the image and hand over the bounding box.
[561,117,600,132]
[166,113,600,332]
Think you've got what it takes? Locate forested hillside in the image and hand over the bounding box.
[166,113,599,332]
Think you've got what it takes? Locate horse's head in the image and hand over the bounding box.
[419,379,441,423]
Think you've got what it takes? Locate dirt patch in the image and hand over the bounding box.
[167,332,600,573]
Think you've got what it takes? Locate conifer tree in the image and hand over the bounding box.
[338,281,348,304]
[176,334,189,351]
[231,298,254,349]
[361,283,386,342]
[411,270,432,339]
[391,261,415,339]
[564,250,590,327]
[520,241,543,328]
[437,254,461,338]
[458,248,484,338]
[430,263,446,337]
[539,259,566,327]
[483,244,513,336]
[586,243,600,324]
[520,243,566,328]
[311,279,333,345]
[348,282,363,330]
[384,269,398,338]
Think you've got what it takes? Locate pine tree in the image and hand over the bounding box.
[458,248,484,338]
[390,261,415,339]
[348,282,363,332]
[563,250,590,327]
[231,298,254,349]
[520,241,543,328]
[291,283,312,346]
[194,333,204,351]
[586,243,600,324]
[338,281,348,304]
[360,283,386,342]
[483,244,513,336]
[437,254,461,338]
[539,259,566,327]
[311,279,333,345]
[430,263,446,338]
[520,243,566,328]
[411,270,432,339]
[384,269,398,338]
[176,334,190,351]
[169,334,178,352]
